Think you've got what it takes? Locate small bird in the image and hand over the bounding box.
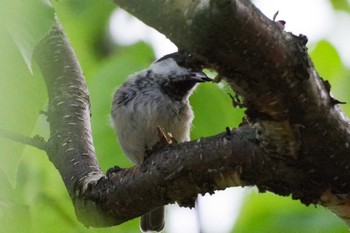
[111,51,211,232]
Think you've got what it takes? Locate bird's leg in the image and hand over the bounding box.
[144,126,177,160]
[157,126,177,144]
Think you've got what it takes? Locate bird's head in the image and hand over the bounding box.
[150,52,212,100]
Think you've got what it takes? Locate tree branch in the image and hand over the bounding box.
[114,0,350,224]
[33,17,103,201]
[32,0,350,229]
[0,128,47,151]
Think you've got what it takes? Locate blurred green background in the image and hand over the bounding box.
[0,0,349,232]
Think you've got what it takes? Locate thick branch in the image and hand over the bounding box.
[34,18,103,199]
[30,17,237,227]
[33,17,305,227]
[33,0,350,228]
[78,126,310,226]
[114,0,350,223]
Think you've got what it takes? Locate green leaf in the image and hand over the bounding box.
[2,0,55,72]
[233,192,349,233]
[0,200,31,233]
[310,40,350,115]
[0,152,32,233]
[310,40,345,81]
[0,26,47,185]
[53,0,116,75]
[330,0,350,12]
[191,82,245,139]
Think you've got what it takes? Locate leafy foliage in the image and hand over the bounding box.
[0,1,49,184]
[330,0,350,12]
[233,191,349,233]
[1,0,55,71]
[310,40,350,114]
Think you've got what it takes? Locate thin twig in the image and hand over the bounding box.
[0,128,47,151]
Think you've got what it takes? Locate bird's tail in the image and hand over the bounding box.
[140,206,165,232]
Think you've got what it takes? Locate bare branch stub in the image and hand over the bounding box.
[0,128,47,151]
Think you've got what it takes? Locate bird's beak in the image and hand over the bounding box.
[190,71,212,82]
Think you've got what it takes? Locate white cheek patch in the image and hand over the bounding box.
[150,59,189,76]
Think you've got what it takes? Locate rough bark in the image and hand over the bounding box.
[114,0,350,224]
[33,0,350,228]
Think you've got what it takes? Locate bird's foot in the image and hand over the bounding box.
[106,165,124,178]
